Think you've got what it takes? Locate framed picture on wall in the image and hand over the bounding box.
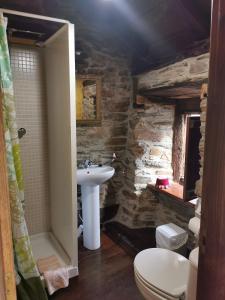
[76,75,102,126]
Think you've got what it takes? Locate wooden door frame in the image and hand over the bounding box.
[0,93,16,299]
[183,115,201,201]
[183,114,190,200]
[197,0,225,299]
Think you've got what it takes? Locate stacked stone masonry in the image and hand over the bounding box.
[77,41,205,233]
[195,88,207,197]
[76,40,132,209]
[137,53,209,91]
[115,100,178,228]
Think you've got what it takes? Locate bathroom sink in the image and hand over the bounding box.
[77,165,115,250]
[77,166,115,186]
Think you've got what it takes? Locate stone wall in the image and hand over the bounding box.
[172,113,187,182]
[77,42,203,232]
[156,192,195,249]
[115,100,175,227]
[76,40,132,208]
[195,84,207,197]
[112,98,196,233]
[156,193,194,229]
[137,53,209,91]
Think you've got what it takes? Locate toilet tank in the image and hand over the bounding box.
[156,223,188,251]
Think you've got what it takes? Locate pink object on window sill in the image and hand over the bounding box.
[155,178,169,189]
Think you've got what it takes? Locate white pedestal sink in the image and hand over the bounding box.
[77,166,115,250]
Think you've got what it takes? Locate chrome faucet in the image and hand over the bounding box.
[79,153,116,169]
[83,159,92,168]
[100,153,117,166]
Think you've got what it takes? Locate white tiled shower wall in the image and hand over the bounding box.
[10,45,50,234]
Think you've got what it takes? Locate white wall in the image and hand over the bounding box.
[45,24,77,266]
[11,45,50,234]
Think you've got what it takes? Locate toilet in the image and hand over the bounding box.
[134,199,201,300]
[134,248,190,299]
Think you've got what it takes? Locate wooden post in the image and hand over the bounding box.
[0,93,16,299]
[197,0,225,299]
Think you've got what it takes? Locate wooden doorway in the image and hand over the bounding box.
[197,0,225,299]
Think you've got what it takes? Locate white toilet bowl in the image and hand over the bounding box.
[134,248,190,300]
[134,270,179,300]
[135,199,201,299]
[134,247,199,300]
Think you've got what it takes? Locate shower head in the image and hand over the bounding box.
[18,128,26,139]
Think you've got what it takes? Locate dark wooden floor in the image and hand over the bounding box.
[50,234,142,300]
[104,222,156,256]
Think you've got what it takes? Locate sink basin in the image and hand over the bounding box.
[77,165,115,250]
[77,166,115,186]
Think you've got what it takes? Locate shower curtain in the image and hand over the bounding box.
[0,13,48,300]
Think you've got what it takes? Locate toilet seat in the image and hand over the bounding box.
[134,267,178,299]
[134,248,190,299]
[134,266,179,297]
[135,274,171,300]
[134,269,179,300]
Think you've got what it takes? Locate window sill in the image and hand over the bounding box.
[148,182,194,207]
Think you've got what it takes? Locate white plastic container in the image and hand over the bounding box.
[156,223,188,253]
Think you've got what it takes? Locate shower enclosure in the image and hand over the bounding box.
[0,8,78,281]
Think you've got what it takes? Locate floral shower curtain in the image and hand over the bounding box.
[0,13,48,300]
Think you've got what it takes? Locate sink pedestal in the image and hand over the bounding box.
[77,166,115,250]
[81,185,100,250]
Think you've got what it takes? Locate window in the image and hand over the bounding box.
[183,114,201,200]
[173,113,201,201]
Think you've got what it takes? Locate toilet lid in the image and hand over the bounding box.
[134,248,190,298]
[134,269,179,300]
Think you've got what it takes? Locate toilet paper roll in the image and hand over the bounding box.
[188,217,200,236]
